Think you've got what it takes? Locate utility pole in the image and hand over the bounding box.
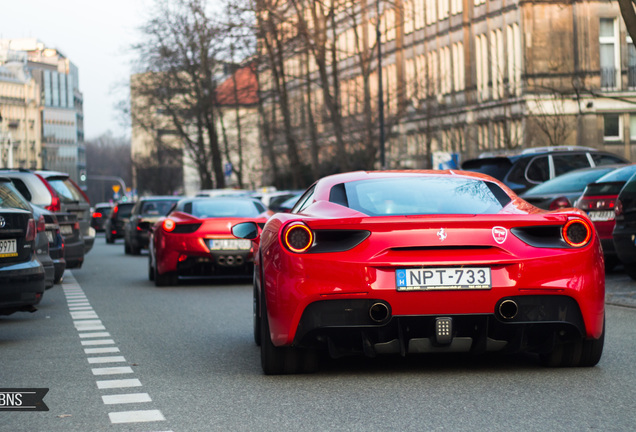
[376,0,386,169]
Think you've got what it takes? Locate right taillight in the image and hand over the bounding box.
[25,218,36,242]
[562,218,592,247]
[162,219,176,232]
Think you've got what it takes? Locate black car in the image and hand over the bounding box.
[30,205,55,289]
[39,206,66,284]
[613,172,636,280]
[521,165,625,210]
[0,177,46,315]
[124,196,179,255]
[462,146,628,194]
[91,202,113,232]
[104,201,135,244]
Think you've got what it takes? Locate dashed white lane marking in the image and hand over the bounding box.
[102,393,152,405]
[96,379,143,389]
[109,410,166,424]
[85,347,120,354]
[62,273,166,425]
[92,366,134,375]
[87,356,127,364]
[81,339,116,346]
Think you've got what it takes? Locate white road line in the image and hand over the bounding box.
[92,367,134,375]
[67,302,91,306]
[109,410,166,424]
[81,339,116,346]
[79,332,111,338]
[69,306,94,311]
[71,311,99,319]
[74,319,103,326]
[96,379,143,389]
[84,347,120,354]
[87,356,127,364]
[102,393,152,405]
[75,325,106,331]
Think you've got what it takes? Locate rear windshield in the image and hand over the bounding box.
[523,168,614,195]
[340,177,511,216]
[585,182,627,196]
[461,158,512,181]
[46,177,88,204]
[141,200,178,216]
[0,181,31,211]
[116,203,135,217]
[186,199,265,218]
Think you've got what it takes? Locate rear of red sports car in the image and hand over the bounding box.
[235,171,605,374]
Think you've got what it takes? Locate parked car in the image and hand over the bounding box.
[39,206,66,284]
[233,170,605,374]
[91,202,113,232]
[461,146,628,194]
[149,197,269,286]
[520,165,625,210]
[30,205,55,289]
[124,196,179,255]
[612,172,636,280]
[0,177,46,315]
[575,164,636,269]
[0,168,95,255]
[104,201,135,244]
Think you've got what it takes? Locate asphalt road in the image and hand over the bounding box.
[2,238,636,431]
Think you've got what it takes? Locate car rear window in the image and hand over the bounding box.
[461,158,512,181]
[116,203,135,217]
[141,200,177,215]
[584,182,627,196]
[46,177,88,204]
[188,199,265,218]
[340,177,511,216]
[0,181,31,211]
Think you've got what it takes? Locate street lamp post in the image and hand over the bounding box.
[376,0,386,169]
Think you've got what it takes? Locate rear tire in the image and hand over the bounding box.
[154,267,176,287]
[579,318,605,367]
[148,255,155,281]
[541,319,605,367]
[105,234,114,244]
[625,265,636,281]
[253,285,261,346]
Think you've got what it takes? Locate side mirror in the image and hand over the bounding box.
[232,222,259,240]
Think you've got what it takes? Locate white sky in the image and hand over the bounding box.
[1,0,150,140]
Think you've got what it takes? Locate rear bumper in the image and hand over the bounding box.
[0,259,46,315]
[83,228,95,254]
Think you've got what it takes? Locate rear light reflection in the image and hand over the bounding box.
[549,196,571,210]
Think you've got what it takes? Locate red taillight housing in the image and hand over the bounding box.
[283,222,314,253]
[25,218,36,242]
[37,215,46,233]
[92,211,102,218]
[549,196,571,210]
[562,218,592,247]
[162,219,176,232]
[113,205,119,214]
[35,173,62,212]
[615,199,623,218]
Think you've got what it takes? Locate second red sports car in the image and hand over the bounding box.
[233,170,605,374]
[149,197,269,286]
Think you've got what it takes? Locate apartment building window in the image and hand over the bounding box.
[404,0,414,34]
[441,46,451,94]
[452,42,465,91]
[475,34,489,100]
[604,113,622,141]
[438,0,449,21]
[491,29,504,99]
[415,0,425,30]
[426,0,437,26]
[630,114,636,141]
[474,0,485,5]
[628,36,636,88]
[600,18,619,89]
[507,23,522,95]
[450,0,462,15]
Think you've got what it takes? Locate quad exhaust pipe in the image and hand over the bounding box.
[499,299,518,320]
[369,302,391,323]
[216,255,245,267]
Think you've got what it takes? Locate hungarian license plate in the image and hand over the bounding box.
[208,239,251,251]
[587,211,614,222]
[60,225,73,235]
[396,267,491,291]
[0,239,18,258]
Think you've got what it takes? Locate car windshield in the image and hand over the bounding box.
[187,199,265,218]
[523,168,615,195]
[141,200,177,216]
[0,181,31,211]
[341,177,511,216]
[46,177,88,204]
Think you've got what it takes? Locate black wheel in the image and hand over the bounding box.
[148,254,155,281]
[260,288,317,374]
[154,266,176,287]
[253,285,261,346]
[105,233,114,244]
[625,265,636,281]
[579,318,605,367]
[124,241,131,255]
[131,244,141,255]
[604,256,619,272]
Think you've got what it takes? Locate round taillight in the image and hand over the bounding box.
[562,219,592,247]
[162,219,176,232]
[283,223,314,253]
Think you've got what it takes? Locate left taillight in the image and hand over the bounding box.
[25,218,36,241]
[562,218,592,248]
[282,222,314,253]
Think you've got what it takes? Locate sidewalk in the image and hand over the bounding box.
[605,267,636,308]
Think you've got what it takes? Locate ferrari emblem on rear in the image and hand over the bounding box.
[492,226,507,244]
[437,228,447,242]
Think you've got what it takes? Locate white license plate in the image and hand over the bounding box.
[0,239,18,258]
[46,231,55,243]
[396,267,491,291]
[587,211,614,222]
[208,239,252,251]
[60,225,73,235]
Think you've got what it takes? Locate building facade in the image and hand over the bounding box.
[258,0,635,178]
[0,39,85,183]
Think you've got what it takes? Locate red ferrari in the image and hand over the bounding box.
[149,197,269,286]
[232,170,605,374]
